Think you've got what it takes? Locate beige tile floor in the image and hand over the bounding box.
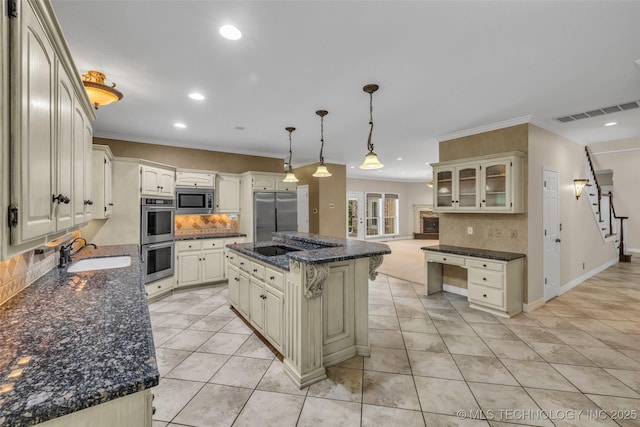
[148,257,640,427]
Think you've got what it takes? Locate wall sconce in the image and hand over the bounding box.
[282,127,299,183]
[312,110,332,177]
[359,84,384,169]
[81,70,123,109]
[574,179,589,200]
[427,181,433,188]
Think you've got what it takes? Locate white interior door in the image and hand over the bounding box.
[297,185,309,233]
[543,168,560,301]
[347,192,365,240]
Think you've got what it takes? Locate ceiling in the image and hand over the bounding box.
[51,0,640,182]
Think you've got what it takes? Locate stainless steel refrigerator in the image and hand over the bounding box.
[254,192,298,242]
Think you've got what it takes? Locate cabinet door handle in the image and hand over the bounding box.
[270,276,275,280]
[240,262,244,266]
[483,277,487,281]
[235,277,240,281]
[253,268,258,273]
[108,203,114,206]
[443,257,447,261]
[482,264,487,267]
[483,294,487,298]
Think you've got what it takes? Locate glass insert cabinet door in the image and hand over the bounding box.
[483,162,509,208]
[457,166,478,208]
[435,170,453,208]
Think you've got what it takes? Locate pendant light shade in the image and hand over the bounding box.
[312,110,332,178]
[282,127,299,183]
[359,84,384,170]
[81,70,123,109]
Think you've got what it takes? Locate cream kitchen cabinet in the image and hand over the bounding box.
[176,239,225,287]
[233,253,285,352]
[175,170,215,188]
[251,173,277,191]
[276,179,297,192]
[431,152,524,214]
[216,173,241,212]
[223,236,246,276]
[92,145,113,219]
[140,165,175,198]
[8,0,95,245]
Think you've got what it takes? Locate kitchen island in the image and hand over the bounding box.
[226,232,390,388]
[0,245,158,427]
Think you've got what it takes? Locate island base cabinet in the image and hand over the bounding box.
[35,389,153,427]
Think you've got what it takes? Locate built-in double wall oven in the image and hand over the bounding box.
[141,198,175,283]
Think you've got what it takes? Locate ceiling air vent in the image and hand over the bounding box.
[554,100,640,123]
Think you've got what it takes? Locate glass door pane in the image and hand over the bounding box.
[485,164,507,207]
[348,199,359,237]
[457,167,477,207]
[436,170,453,207]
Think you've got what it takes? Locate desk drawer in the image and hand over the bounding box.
[265,267,284,291]
[468,284,505,310]
[469,268,504,290]
[251,261,265,280]
[468,259,504,272]
[426,253,465,266]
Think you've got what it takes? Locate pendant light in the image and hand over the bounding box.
[312,110,332,177]
[81,70,123,109]
[359,84,384,169]
[282,127,299,183]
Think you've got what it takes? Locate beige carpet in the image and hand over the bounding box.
[378,239,439,284]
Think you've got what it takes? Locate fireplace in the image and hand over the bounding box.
[414,205,439,240]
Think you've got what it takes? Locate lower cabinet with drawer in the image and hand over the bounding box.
[228,251,285,352]
[176,239,225,288]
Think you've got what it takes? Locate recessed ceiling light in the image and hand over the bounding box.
[189,93,205,101]
[219,25,241,40]
[350,166,355,169]
[604,122,617,127]
[174,123,187,129]
[397,157,402,161]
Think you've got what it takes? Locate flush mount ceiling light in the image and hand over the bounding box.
[81,70,123,110]
[359,84,384,170]
[219,25,242,40]
[312,110,332,178]
[189,93,205,101]
[283,127,299,183]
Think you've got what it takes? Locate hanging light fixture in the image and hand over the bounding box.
[283,127,299,183]
[312,110,332,177]
[81,70,123,109]
[359,84,384,170]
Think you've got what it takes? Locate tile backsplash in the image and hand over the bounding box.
[0,248,58,306]
[175,214,237,235]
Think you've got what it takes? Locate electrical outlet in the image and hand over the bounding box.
[329,203,335,209]
[511,230,518,238]
[495,228,502,237]
[467,226,473,235]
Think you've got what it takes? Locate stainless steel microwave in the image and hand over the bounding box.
[175,187,214,214]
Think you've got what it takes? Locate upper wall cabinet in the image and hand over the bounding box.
[140,165,175,198]
[216,173,241,213]
[92,145,113,219]
[8,0,95,245]
[249,172,296,192]
[175,170,215,188]
[431,152,524,214]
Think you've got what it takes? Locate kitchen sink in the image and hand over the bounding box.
[252,245,302,257]
[67,256,132,272]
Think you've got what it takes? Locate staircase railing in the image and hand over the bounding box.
[585,147,631,262]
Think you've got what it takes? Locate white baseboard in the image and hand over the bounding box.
[523,298,545,313]
[443,283,468,297]
[628,247,640,254]
[559,256,618,295]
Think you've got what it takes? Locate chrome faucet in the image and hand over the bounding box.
[59,237,97,268]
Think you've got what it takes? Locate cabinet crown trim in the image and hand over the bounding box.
[430,151,525,168]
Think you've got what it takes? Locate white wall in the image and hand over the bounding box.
[346,178,433,238]
[589,137,640,252]
[527,126,617,305]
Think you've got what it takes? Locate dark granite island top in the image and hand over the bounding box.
[226,231,391,270]
[0,244,158,427]
[422,245,526,262]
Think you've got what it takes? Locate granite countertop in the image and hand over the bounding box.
[422,245,526,261]
[0,244,159,426]
[227,232,391,271]
[174,232,246,241]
